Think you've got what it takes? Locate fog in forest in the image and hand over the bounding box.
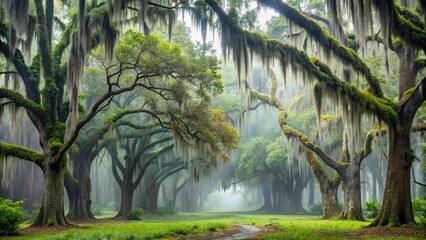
[0,1,425,233]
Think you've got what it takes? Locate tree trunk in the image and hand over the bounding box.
[340,162,364,220]
[260,183,272,212]
[146,184,160,212]
[372,174,377,201]
[66,154,94,220]
[116,182,135,218]
[371,125,415,226]
[320,181,340,219]
[308,178,315,206]
[286,185,306,214]
[33,162,67,226]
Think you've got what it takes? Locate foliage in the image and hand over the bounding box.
[91,204,103,216]
[309,203,323,215]
[0,198,26,236]
[363,200,380,219]
[412,198,426,225]
[309,203,343,216]
[126,208,145,221]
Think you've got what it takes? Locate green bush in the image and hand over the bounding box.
[309,203,323,215]
[91,203,103,216]
[126,208,145,220]
[0,198,26,236]
[155,206,176,215]
[412,198,426,225]
[363,200,380,219]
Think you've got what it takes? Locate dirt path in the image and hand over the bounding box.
[215,224,260,240]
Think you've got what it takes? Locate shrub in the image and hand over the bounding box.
[412,198,426,225]
[91,203,103,216]
[0,198,26,236]
[363,200,380,219]
[126,208,145,220]
[309,203,323,215]
[155,206,176,215]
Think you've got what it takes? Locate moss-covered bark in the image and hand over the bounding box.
[33,159,67,226]
[371,124,415,226]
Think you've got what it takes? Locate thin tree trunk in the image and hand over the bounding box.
[372,174,377,201]
[308,178,315,206]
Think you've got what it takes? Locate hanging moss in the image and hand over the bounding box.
[255,0,384,98]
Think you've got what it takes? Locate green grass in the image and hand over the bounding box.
[11,213,426,240]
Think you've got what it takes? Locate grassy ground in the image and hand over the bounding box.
[9,213,426,240]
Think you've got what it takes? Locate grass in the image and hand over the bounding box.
[10,213,426,240]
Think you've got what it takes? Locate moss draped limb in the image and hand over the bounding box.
[0,87,44,115]
[414,58,426,72]
[0,40,41,104]
[281,125,347,176]
[245,77,347,176]
[250,33,398,124]
[205,0,397,124]
[255,0,384,98]
[394,4,426,50]
[0,142,44,166]
[312,59,398,123]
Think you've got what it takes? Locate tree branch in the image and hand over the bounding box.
[412,167,426,187]
[0,71,17,75]
[401,76,426,120]
[0,142,44,166]
[0,88,44,115]
[255,0,384,97]
[132,143,174,188]
[205,0,397,124]
[244,72,347,175]
[148,1,185,10]
[0,40,41,104]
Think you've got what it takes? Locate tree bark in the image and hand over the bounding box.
[339,162,364,220]
[286,184,306,214]
[116,182,135,218]
[259,183,272,212]
[372,174,377,201]
[372,124,415,226]
[33,161,67,226]
[321,181,340,219]
[65,154,95,220]
[308,178,315,206]
[146,184,160,212]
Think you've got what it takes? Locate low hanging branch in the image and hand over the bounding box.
[0,142,44,166]
[244,73,347,176]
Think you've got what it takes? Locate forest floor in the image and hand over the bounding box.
[7,213,426,240]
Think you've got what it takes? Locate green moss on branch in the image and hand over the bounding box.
[0,142,44,166]
[256,0,384,98]
[0,88,44,115]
